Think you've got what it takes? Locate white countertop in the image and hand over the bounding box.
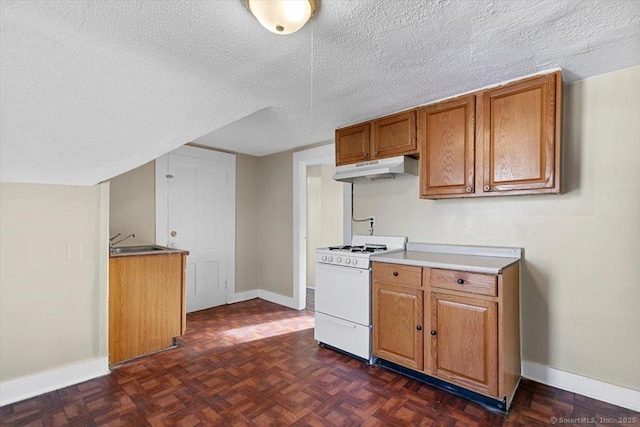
[371,243,522,274]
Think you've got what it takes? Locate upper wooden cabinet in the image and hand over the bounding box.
[335,123,371,165]
[372,110,417,159]
[417,71,562,199]
[336,71,561,198]
[479,72,562,195]
[419,96,475,197]
[335,110,417,166]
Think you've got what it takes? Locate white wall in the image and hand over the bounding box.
[320,164,344,247]
[258,149,295,297]
[109,161,155,245]
[352,65,640,391]
[0,182,109,382]
[306,164,345,288]
[235,153,261,293]
[306,165,322,287]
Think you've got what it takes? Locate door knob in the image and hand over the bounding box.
[170,231,177,237]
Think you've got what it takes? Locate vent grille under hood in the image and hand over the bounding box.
[332,156,418,183]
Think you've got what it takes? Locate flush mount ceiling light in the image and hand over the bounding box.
[244,0,317,35]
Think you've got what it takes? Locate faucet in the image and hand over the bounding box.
[109,233,121,251]
[110,233,135,250]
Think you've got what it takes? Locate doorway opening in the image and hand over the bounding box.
[293,144,351,310]
[305,164,345,310]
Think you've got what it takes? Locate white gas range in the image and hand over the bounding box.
[313,235,407,362]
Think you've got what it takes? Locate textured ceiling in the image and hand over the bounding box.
[1,0,639,185]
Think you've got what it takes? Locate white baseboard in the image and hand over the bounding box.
[227,289,296,309]
[228,290,259,304]
[0,357,110,407]
[522,361,640,412]
[258,289,297,309]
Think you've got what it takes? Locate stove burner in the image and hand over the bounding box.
[365,244,387,250]
[328,244,387,253]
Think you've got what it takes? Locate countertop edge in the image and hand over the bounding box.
[371,250,521,275]
[109,245,189,258]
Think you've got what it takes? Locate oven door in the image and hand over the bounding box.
[315,262,370,326]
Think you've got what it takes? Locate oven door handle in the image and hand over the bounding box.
[323,315,357,329]
[316,263,368,274]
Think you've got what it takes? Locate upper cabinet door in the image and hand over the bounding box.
[480,72,561,194]
[372,110,417,159]
[335,123,371,166]
[419,96,475,198]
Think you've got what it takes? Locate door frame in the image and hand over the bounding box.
[155,145,236,304]
[293,143,352,310]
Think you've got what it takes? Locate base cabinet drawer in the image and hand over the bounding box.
[314,312,370,360]
[430,268,497,296]
[373,262,422,288]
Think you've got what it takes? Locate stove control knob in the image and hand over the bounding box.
[336,256,342,263]
[345,258,351,265]
[327,256,333,262]
[321,255,327,262]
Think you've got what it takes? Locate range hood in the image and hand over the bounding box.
[333,156,418,183]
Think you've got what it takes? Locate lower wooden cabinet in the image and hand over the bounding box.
[428,292,497,396]
[372,263,424,370]
[373,261,521,408]
[109,253,187,365]
[372,282,424,370]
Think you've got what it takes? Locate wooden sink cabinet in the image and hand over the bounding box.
[109,251,188,365]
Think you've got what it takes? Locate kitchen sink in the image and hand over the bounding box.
[110,245,167,254]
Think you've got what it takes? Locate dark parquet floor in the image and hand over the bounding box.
[1,299,638,426]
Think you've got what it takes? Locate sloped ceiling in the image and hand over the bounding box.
[1,1,638,185]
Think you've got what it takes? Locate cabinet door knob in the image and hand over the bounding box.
[457,279,464,285]
[170,230,177,237]
[393,272,399,276]
[375,151,380,156]
[465,186,472,193]
[363,153,369,158]
[483,185,491,191]
[430,330,437,336]
[416,326,422,331]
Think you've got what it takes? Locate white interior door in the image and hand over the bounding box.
[166,151,232,312]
